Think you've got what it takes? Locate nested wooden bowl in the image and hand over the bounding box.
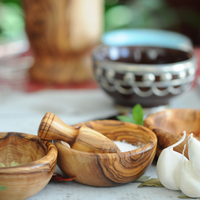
[0,132,57,200]
[144,109,200,158]
[54,120,157,187]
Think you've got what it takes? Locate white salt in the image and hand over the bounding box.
[61,140,140,153]
[114,140,139,152]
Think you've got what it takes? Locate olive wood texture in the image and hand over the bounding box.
[0,132,57,200]
[55,120,157,187]
[38,112,121,153]
[23,0,103,84]
[38,112,79,145]
[144,109,200,158]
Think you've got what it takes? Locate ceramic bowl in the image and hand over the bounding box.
[102,29,193,52]
[144,109,200,158]
[0,132,57,200]
[54,120,157,187]
[92,45,197,108]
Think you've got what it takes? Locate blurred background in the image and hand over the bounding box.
[0,0,200,45]
[104,0,200,45]
[0,0,25,43]
[0,0,200,92]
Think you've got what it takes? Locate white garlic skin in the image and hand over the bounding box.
[156,131,187,190]
[179,159,200,198]
[179,135,200,198]
[187,136,200,175]
[157,147,187,190]
[157,132,200,197]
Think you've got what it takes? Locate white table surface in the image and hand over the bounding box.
[0,87,200,200]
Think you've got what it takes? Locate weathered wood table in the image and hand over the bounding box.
[0,87,200,200]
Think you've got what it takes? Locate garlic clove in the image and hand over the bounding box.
[179,134,200,198]
[187,135,200,175]
[157,132,200,197]
[157,148,182,190]
[179,158,200,198]
[156,131,187,190]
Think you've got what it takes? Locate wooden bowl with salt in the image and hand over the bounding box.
[54,120,157,187]
[144,108,200,158]
[0,132,57,200]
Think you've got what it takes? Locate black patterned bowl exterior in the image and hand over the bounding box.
[92,45,197,108]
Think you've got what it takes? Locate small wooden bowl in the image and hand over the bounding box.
[0,132,57,200]
[144,109,200,158]
[55,120,157,187]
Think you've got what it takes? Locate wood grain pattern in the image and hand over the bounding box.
[71,125,121,153]
[144,109,200,158]
[0,132,57,200]
[23,0,103,84]
[38,112,79,145]
[38,112,121,153]
[55,120,157,187]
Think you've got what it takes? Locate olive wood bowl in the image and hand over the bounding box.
[144,109,200,158]
[54,120,157,187]
[0,132,57,200]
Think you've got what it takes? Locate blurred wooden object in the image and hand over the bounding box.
[38,112,121,153]
[23,0,103,84]
[144,109,200,158]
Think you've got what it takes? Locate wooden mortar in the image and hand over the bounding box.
[0,132,57,200]
[55,120,157,186]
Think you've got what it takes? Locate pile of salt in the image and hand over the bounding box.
[61,140,140,153]
[114,140,139,152]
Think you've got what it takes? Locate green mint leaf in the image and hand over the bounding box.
[132,104,143,125]
[0,186,7,191]
[117,104,143,125]
[117,115,136,123]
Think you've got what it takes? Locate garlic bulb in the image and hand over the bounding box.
[156,131,188,190]
[157,132,200,198]
[179,135,200,197]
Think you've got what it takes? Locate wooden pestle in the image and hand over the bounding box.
[71,125,121,153]
[38,112,79,146]
[38,112,121,153]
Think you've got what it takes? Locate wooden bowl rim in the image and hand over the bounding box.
[56,120,157,156]
[0,132,57,173]
[144,108,200,131]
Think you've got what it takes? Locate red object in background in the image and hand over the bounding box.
[21,49,99,92]
[51,172,75,182]
[0,47,199,93]
[26,48,200,92]
[194,47,200,76]
[26,79,98,93]
[192,47,200,88]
